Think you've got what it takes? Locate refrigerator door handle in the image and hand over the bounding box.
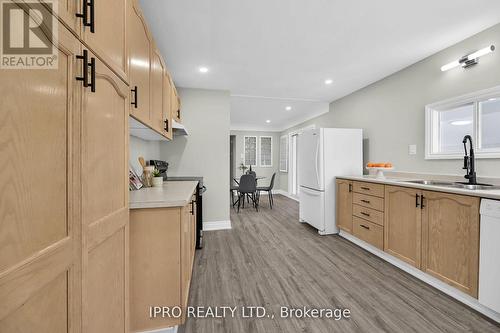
[315,138,320,187]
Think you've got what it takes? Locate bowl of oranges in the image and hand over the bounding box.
[366,162,394,179]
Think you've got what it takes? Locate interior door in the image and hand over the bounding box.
[299,186,325,231]
[298,129,323,190]
[128,0,152,124]
[81,0,128,82]
[81,50,129,333]
[0,20,81,333]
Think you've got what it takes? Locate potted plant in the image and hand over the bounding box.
[151,168,163,187]
[238,163,248,174]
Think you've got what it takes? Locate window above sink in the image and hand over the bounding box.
[425,85,500,159]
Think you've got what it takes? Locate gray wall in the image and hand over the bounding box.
[129,135,162,175]
[230,130,280,189]
[160,88,231,223]
[279,23,500,191]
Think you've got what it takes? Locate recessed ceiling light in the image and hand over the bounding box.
[199,66,209,73]
[451,120,472,126]
[324,79,333,85]
[285,106,292,111]
[266,120,271,123]
[488,98,497,101]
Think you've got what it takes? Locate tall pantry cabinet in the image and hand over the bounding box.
[0,0,179,331]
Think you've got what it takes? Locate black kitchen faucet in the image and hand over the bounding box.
[462,135,477,185]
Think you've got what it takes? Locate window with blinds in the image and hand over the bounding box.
[244,136,257,166]
[279,135,288,172]
[259,136,272,167]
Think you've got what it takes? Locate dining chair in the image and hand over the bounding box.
[235,174,258,212]
[257,173,276,209]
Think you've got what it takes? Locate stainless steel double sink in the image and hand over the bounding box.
[399,180,500,191]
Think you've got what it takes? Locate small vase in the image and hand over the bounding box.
[152,177,163,187]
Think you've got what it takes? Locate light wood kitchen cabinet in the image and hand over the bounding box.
[163,71,174,139]
[128,0,152,124]
[151,48,172,139]
[41,0,81,35]
[0,21,82,333]
[384,186,422,268]
[81,49,130,333]
[130,195,196,332]
[336,179,353,233]
[171,83,181,123]
[81,0,128,82]
[421,191,480,297]
[353,217,384,250]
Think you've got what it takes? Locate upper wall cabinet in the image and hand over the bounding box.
[128,0,152,124]
[41,0,129,83]
[81,0,129,82]
[172,84,181,123]
[151,47,171,139]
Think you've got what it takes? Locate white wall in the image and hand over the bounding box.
[279,23,500,191]
[160,88,231,223]
[129,135,162,175]
[230,130,280,189]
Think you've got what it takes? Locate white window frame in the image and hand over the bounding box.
[243,136,257,166]
[425,85,500,160]
[259,136,273,167]
[279,135,288,172]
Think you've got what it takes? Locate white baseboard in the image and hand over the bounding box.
[137,326,177,333]
[273,190,299,202]
[203,220,232,231]
[339,231,500,323]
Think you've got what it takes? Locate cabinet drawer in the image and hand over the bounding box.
[353,217,384,249]
[353,193,384,211]
[353,204,384,226]
[353,181,385,198]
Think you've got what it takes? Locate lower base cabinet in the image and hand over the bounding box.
[129,196,196,332]
[337,179,481,298]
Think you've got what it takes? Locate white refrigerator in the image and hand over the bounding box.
[298,128,363,235]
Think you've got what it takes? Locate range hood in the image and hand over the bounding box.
[172,119,189,136]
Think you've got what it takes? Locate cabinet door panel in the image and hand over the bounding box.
[163,72,173,140]
[384,186,422,268]
[41,0,81,35]
[82,0,128,82]
[336,180,353,233]
[0,19,81,333]
[128,0,151,124]
[421,191,480,297]
[151,49,166,134]
[82,51,129,332]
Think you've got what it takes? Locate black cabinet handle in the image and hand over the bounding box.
[361,212,370,217]
[190,200,195,215]
[131,86,138,108]
[361,199,370,204]
[415,193,420,208]
[89,56,96,92]
[164,119,169,132]
[177,109,180,119]
[76,0,94,33]
[361,187,370,191]
[76,50,89,88]
[348,183,352,192]
[360,224,370,230]
[420,195,425,209]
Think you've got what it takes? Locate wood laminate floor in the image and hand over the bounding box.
[181,195,500,333]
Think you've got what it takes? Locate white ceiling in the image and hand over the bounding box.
[140,0,500,131]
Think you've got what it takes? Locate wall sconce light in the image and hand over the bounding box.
[441,45,495,72]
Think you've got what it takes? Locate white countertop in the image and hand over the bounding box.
[129,181,198,209]
[337,175,500,200]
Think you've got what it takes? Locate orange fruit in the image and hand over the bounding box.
[385,163,393,168]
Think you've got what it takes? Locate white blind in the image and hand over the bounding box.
[279,135,288,172]
[244,136,257,165]
[260,136,272,167]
